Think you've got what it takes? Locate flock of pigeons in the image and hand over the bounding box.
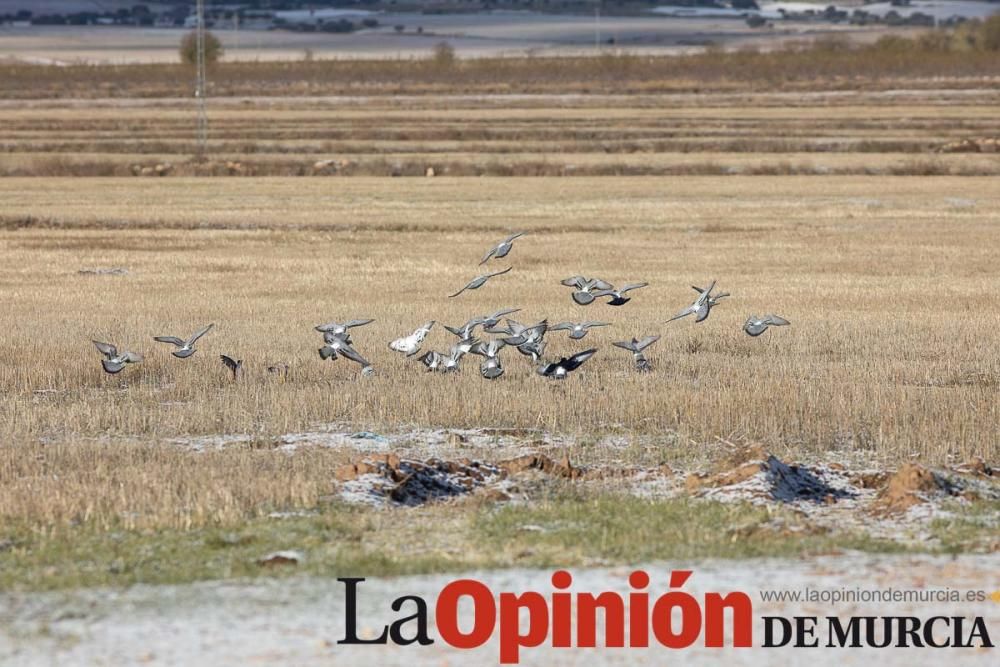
[91,232,790,381]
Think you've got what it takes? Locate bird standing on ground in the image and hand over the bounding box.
[744,314,791,337]
[93,340,142,375]
[449,267,512,298]
[153,324,214,358]
[389,321,435,356]
[536,348,597,379]
[266,362,290,381]
[550,321,611,340]
[220,355,243,380]
[480,232,525,265]
[612,335,660,373]
[593,282,649,306]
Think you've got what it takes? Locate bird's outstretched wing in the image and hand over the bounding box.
[186,324,214,347]
[563,348,597,371]
[345,319,374,328]
[221,355,240,372]
[487,266,512,279]
[763,315,790,326]
[338,344,371,367]
[635,335,660,351]
[153,336,185,346]
[479,245,499,265]
[93,340,118,358]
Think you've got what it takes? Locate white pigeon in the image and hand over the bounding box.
[389,321,435,356]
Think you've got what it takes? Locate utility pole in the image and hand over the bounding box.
[195,0,208,160]
[595,3,601,52]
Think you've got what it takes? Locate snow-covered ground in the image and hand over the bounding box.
[2,554,997,666]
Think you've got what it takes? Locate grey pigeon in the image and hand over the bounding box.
[444,316,486,339]
[389,321,435,356]
[744,314,790,337]
[499,319,547,346]
[314,318,374,343]
[481,307,521,330]
[691,285,730,307]
[220,355,243,380]
[612,335,660,373]
[93,340,142,375]
[667,280,718,323]
[471,338,507,377]
[318,331,372,373]
[550,321,610,340]
[480,232,525,265]
[417,350,443,371]
[561,276,613,305]
[593,282,649,306]
[516,338,547,363]
[536,348,597,379]
[479,355,504,380]
[153,324,214,359]
[449,267,512,298]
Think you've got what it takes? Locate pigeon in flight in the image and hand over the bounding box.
[445,337,478,371]
[593,282,649,306]
[691,285,730,307]
[744,314,791,337]
[498,319,547,346]
[314,319,374,343]
[471,338,506,377]
[612,335,660,373]
[444,316,486,339]
[516,338,547,363]
[561,276,613,305]
[153,324,214,359]
[481,307,521,330]
[389,321,435,356]
[550,321,610,340]
[449,267,512,298]
[667,280,719,323]
[480,232,525,265]
[318,331,372,373]
[536,348,597,379]
[220,354,243,380]
[417,350,443,372]
[93,340,142,375]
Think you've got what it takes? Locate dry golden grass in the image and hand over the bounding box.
[0,173,997,539]
[0,176,996,447]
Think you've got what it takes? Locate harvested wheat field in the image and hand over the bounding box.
[1,175,997,458]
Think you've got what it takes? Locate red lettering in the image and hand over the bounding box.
[551,570,573,647]
[499,592,549,664]
[577,592,626,648]
[436,580,495,649]
[704,592,753,647]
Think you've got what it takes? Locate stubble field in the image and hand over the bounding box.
[0,65,998,597]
